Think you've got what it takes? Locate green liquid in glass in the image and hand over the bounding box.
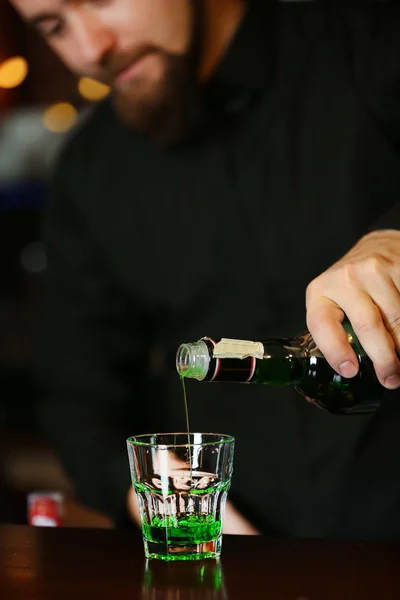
[142,514,222,561]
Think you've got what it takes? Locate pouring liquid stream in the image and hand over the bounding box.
[180,375,193,482]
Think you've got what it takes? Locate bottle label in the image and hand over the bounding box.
[213,338,264,360]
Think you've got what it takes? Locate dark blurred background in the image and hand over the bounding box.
[0,3,112,528]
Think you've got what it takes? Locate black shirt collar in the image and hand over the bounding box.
[210,0,271,92]
[202,1,272,118]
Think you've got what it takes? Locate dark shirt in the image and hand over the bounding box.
[36,0,400,539]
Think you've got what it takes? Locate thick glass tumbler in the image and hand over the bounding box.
[127,433,235,561]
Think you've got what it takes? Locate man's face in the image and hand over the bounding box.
[11,0,203,143]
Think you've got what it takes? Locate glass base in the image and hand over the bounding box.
[144,536,222,561]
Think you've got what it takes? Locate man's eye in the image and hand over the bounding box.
[41,22,65,39]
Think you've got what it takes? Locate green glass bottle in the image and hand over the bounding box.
[176,320,385,415]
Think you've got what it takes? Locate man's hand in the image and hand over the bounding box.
[127,488,260,535]
[306,229,400,389]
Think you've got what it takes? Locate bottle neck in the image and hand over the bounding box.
[176,337,307,386]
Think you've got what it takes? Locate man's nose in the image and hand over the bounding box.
[73,13,115,69]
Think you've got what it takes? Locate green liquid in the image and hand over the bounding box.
[143,514,222,544]
[142,515,222,561]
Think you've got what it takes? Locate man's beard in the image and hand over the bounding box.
[112,5,203,145]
